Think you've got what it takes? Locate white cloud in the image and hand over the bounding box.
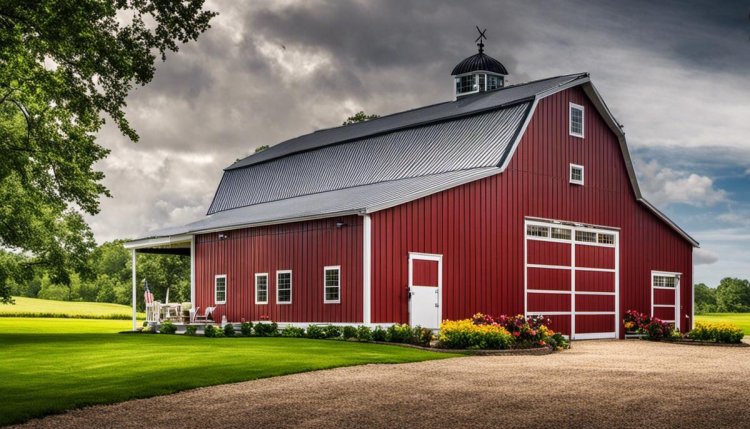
[693,248,718,266]
[635,159,727,207]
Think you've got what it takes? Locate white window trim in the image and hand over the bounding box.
[454,73,480,96]
[569,102,585,138]
[254,272,268,305]
[214,274,227,305]
[570,163,584,186]
[276,270,292,304]
[324,265,341,304]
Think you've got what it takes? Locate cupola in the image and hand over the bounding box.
[451,27,508,98]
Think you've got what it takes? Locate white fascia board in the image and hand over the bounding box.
[124,234,193,249]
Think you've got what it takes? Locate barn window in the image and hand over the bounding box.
[455,74,478,95]
[526,225,549,238]
[575,231,597,243]
[276,270,292,304]
[324,266,341,304]
[255,273,268,305]
[598,233,615,245]
[214,275,227,304]
[551,227,572,240]
[487,74,504,91]
[653,274,677,288]
[570,164,584,185]
[569,103,584,138]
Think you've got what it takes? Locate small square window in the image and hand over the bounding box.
[570,164,584,185]
[569,103,584,138]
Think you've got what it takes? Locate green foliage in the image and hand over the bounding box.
[355,325,373,341]
[254,145,269,153]
[413,326,434,347]
[715,278,750,313]
[253,322,278,337]
[185,325,197,336]
[693,283,717,314]
[342,111,380,126]
[439,319,514,350]
[203,324,221,338]
[159,321,177,334]
[386,324,413,343]
[342,325,357,340]
[281,326,306,337]
[688,322,744,344]
[0,1,216,303]
[323,324,341,339]
[223,324,235,337]
[240,322,254,336]
[372,326,387,342]
[305,324,326,339]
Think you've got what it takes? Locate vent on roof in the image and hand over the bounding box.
[452,27,509,99]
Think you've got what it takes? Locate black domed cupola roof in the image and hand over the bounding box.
[451,52,508,76]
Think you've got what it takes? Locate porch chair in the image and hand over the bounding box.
[193,306,215,323]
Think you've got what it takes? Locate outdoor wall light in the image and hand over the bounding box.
[335,222,347,228]
[218,233,228,240]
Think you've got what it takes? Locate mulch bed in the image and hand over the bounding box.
[371,341,557,355]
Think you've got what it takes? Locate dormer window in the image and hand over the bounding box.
[569,103,584,138]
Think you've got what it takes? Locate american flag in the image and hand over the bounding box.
[144,282,154,305]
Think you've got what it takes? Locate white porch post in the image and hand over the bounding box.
[362,214,371,325]
[131,249,137,331]
[190,235,196,307]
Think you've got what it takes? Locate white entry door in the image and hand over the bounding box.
[408,252,442,330]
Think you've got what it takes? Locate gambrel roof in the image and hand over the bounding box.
[130,73,698,247]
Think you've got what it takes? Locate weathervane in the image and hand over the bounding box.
[475,26,487,53]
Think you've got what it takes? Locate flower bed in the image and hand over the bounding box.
[623,310,745,345]
[438,313,569,351]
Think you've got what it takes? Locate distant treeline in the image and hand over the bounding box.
[3,240,189,310]
[694,278,750,314]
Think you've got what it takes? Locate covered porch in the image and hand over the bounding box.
[123,234,196,331]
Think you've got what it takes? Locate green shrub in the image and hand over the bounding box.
[240,322,254,336]
[159,320,177,334]
[412,326,433,346]
[355,325,373,342]
[306,324,326,339]
[204,324,224,338]
[324,325,341,339]
[386,324,412,343]
[688,322,744,344]
[185,325,197,335]
[342,326,357,340]
[223,324,235,337]
[254,322,278,337]
[372,326,387,342]
[550,332,569,349]
[439,319,513,349]
[281,326,306,337]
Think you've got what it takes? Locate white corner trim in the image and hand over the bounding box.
[362,214,371,323]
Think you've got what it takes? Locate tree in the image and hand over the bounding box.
[342,111,380,126]
[715,277,750,313]
[255,145,269,153]
[693,283,716,314]
[0,1,217,303]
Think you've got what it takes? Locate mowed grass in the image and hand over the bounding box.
[0,318,456,426]
[696,313,750,335]
[0,296,144,319]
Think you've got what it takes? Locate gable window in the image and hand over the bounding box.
[255,273,268,305]
[569,103,584,138]
[324,266,341,304]
[570,164,584,185]
[214,275,227,304]
[276,270,292,304]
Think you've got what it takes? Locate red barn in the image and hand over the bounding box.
[126,44,697,339]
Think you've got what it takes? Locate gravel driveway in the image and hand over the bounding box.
[13,340,750,429]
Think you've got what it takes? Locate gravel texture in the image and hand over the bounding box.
[13,340,750,429]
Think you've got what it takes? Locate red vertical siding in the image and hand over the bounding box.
[195,216,362,323]
[370,87,694,335]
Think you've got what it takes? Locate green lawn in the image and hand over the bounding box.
[0,318,456,426]
[695,313,750,335]
[1,296,144,319]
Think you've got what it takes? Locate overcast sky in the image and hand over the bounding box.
[91,0,750,287]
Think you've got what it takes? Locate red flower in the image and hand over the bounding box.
[513,331,520,337]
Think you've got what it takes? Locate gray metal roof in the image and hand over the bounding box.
[208,102,530,213]
[226,73,588,170]
[139,168,500,239]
